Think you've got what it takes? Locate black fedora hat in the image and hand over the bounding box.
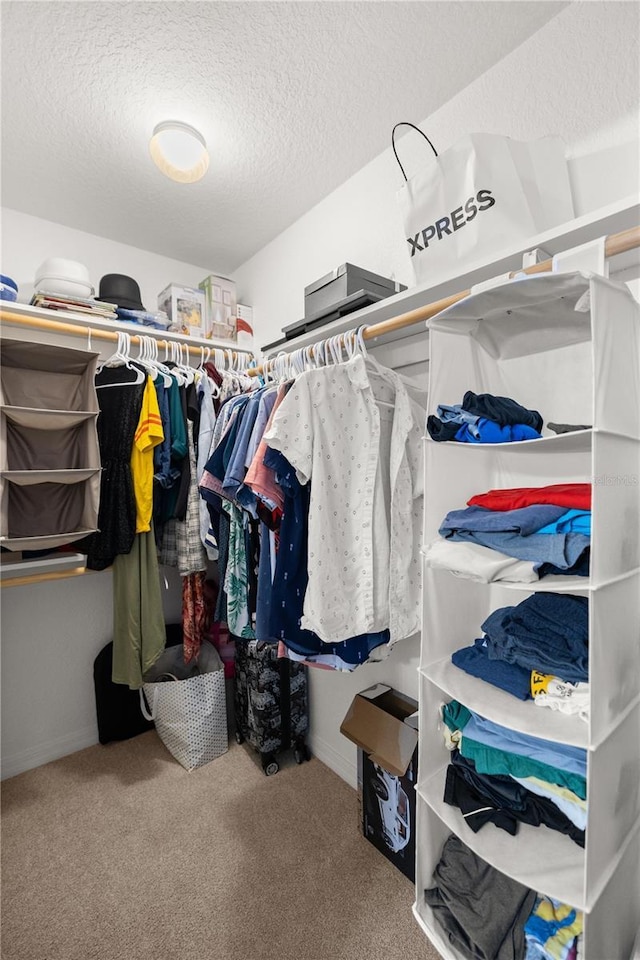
[97,274,145,311]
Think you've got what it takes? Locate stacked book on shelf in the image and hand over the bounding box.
[30,291,118,320]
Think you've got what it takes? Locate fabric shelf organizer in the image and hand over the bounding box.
[415,272,640,960]
[0,340,101,550]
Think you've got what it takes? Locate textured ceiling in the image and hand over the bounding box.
[1,1,566,272]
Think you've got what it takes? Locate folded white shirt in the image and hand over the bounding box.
[423,538,539,584]
[534,680,590,722]
[512,775,588,831]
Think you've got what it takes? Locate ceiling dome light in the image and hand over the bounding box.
[149,121,209,183]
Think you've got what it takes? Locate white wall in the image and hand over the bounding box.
[0,568,183,780]
[233,2,640,351]
[231,1,640,788]
[0,207,213,309]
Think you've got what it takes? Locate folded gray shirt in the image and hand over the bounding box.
[425,834,536,960]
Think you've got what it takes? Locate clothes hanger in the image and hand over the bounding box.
[135,335,158,382]
[144,336,173,387]
[328,334,343,365]
[239,351,255,374]
[97,330,127,371]
[198,346,220,398]
[304,344,316,370]
[179,342,196,385]
[357,325,369,357]
[291,348,306,376]
[344,328,358,360]
[313,339,326,367]
[96,331,145,387]
[354,324,395,408]
[277,351,290,382]
[167,341,186,385]
[288,350,300,378]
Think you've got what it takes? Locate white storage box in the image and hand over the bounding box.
[158,283,206,337]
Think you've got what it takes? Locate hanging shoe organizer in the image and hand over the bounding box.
[0,340,101,550]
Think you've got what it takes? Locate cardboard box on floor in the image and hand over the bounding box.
[340,684,418,882]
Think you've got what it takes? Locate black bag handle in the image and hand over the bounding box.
[392,122,438,182]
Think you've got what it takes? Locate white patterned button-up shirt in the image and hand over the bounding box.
[264,354,425,645]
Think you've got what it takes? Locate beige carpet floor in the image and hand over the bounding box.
[2,732,441,960]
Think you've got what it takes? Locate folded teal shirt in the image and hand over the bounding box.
[443,700,588,799]
[460,737,587,800]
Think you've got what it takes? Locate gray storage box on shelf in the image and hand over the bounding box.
[0,340,101,551]
[304,263,406,320]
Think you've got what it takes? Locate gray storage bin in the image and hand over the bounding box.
[0,341,99,412]
[2,473,100,542]
[304,263,405,320]
[5,411,99,470]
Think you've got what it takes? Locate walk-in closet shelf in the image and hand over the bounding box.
[0,339,101,550]
[0,303,256,582]
[260,197,639,358]
[0,302,256,361]
[415,271,640,959]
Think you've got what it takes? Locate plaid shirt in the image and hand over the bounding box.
[160,422,207,576]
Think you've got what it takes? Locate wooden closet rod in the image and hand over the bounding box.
[0,309,254,362]
[247,224,640,376]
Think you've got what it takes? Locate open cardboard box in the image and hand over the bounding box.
[341,684,418,882]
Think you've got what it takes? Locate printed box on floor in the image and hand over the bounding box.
[157,283,206,337]
[199,274,237,342]
[341,684,418,882]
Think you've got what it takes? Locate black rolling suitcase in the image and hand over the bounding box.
[93,624,183,745]
[234,640,309,776]
[93,641,154,744]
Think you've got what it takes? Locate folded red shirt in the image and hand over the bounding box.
[468,483,591,512]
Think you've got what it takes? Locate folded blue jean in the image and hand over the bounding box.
[538,550,590,578]
[452,638,532,700]
[437,403,482,437]
[439,504,590,569]
[482,594,588,683]
[442,503,569,536]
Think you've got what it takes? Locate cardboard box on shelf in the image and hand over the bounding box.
[199,274,237,342]
[341,684,418,882]
[157,284,206,337]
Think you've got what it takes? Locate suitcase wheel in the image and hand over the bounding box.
[235,730,245,745]
[262,756,279,777]
[294,741,311,765]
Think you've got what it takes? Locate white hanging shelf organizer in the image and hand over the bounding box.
[416,265,640,960]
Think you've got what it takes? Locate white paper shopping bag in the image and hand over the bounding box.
[393,124,574,285]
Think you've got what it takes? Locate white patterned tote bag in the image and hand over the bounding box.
[140,643,228,770]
